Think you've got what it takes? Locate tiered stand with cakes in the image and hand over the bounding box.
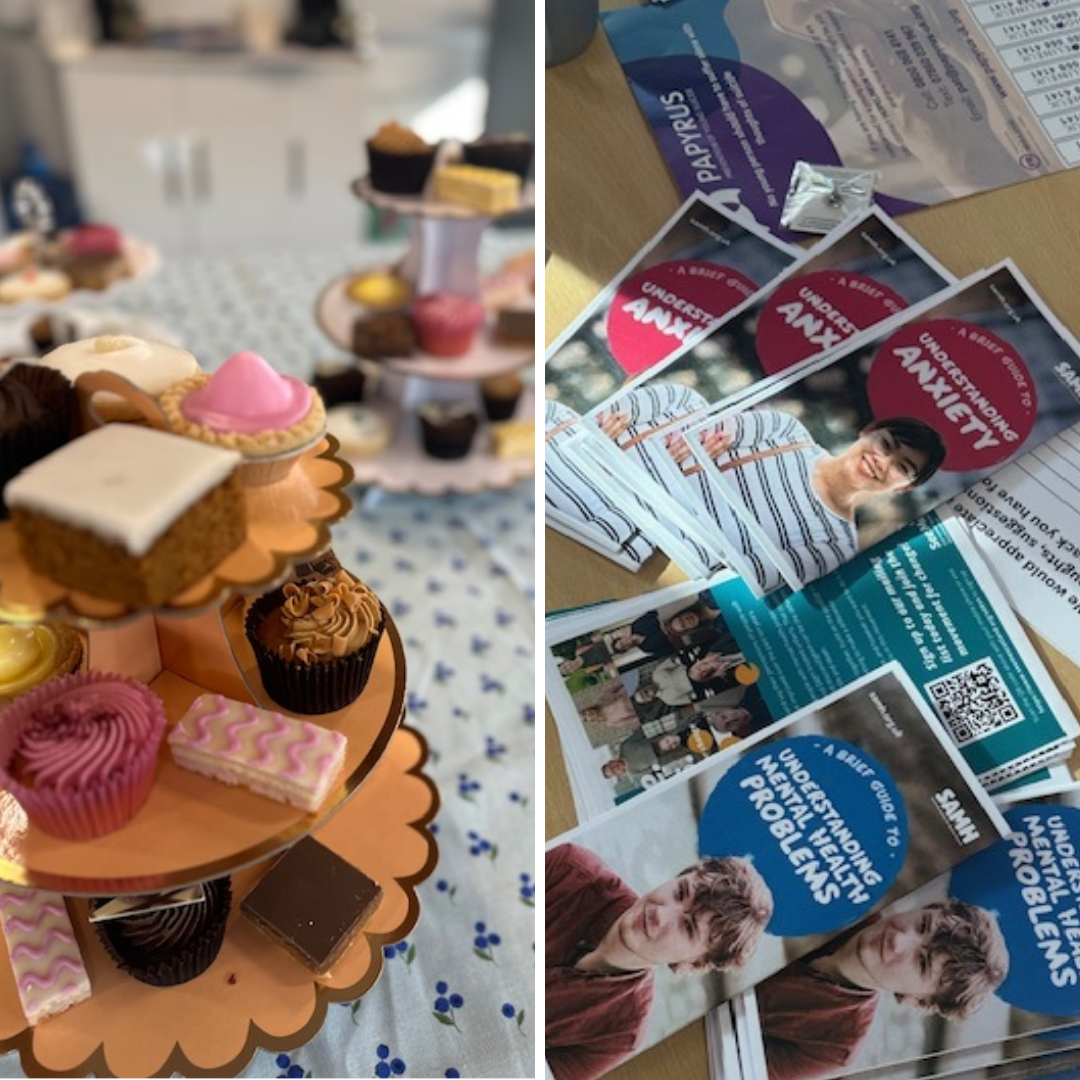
[0,437,438,1077]
[314,178,535,495]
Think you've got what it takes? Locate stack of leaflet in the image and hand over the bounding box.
[545,197,1080,1080]
[545,517,1080,1080]
[709,786,1080,1080]
[545,514,1079,825]
[546,663,1012,1079]
[544,196,1080,657]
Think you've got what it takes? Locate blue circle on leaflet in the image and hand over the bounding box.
[698,735,908,936]
[951,805,1080,1015]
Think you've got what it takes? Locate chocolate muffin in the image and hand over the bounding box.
[92,877,232,987]
[462,134,535,181]
[365,122,438,195]
[480,373,524,421]
[0,363,77,519]
[311,361,367,407]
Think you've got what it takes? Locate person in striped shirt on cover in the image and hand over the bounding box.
[672,407,946,592]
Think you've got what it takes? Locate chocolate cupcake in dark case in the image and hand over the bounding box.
[417,401,480,460]
[311,362,367,407]
[92,877,232,987]
[462,135,534,180]
[244,568,385,715]
[365,123,438,195]
[0,363,77,520]
[480,373,524,422]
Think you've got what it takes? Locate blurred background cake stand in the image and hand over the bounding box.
[350,177,535,298]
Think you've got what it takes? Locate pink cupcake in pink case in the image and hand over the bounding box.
[0,671,166,840]
[159,350,327,485]
[411,293,486,357]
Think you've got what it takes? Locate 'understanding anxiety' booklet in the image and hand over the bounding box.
[545,192,796,569]
[545,665,1008,1080]
[565,208,956,576]
[675,260,1080,593]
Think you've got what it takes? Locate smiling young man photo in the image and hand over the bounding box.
[673,408,947,590]
[756,898,1009,1080]
[545,842,774,1080]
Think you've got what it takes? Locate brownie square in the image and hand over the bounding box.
[241,837,382,974]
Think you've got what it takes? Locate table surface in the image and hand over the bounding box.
[545,14,1080,1080]
[0,229,537,1079]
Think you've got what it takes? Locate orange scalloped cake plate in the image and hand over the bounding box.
[0,601,406,894]
[0,724,438,1079]
[0,437,354,624]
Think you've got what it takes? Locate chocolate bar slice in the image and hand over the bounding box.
[241,837,382,974]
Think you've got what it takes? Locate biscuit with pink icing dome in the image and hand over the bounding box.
[167,693,347,812]
[159,350,327,483]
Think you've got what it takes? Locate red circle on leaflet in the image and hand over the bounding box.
[866,318,1036,472]
[756,270,907,376]
[606,260,757,378]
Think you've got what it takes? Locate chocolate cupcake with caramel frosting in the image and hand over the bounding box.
[244,565,384,715]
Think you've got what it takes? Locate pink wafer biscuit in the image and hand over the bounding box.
[0,883,91,1024]
[167,693,347,812]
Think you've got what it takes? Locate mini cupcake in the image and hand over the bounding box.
[462,134,534,180]
[0,671,166,840]
[326,403,393,459]
[0,623,84,707]
[244,566,384,715]
[59,224,129,291]
[480,372,524,421]
[160,351,327,485]
[63,223,123,259]
[311,361,367,408]
[365,122,437,195]
[411,293,485,357]
[417,401,479,459]
[0,362,77,518]
[39,334,200,423]
[92,876,232,987]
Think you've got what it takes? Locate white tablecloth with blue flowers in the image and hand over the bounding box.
[0,231,536,1079]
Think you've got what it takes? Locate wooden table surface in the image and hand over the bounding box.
[545,10,1080,1080]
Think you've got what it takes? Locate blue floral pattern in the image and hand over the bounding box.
[0,230,534,1079]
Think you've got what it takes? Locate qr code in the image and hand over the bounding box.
[925,658,1023,746]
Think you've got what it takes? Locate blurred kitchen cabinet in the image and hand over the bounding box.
[58,65,194,251]
[56,55,367,255]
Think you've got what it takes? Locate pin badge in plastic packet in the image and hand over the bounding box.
[780,162,878,234]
